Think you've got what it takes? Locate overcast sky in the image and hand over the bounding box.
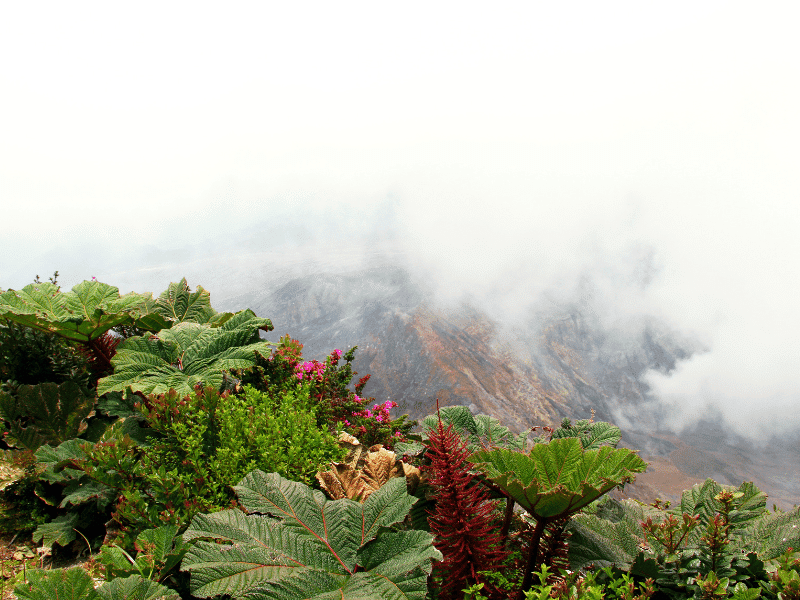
[1,2,799,439]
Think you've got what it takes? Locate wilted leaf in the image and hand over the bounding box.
[0,450,26,491]
[317,436,418,502]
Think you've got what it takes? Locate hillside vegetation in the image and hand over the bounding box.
[1,276,798,600]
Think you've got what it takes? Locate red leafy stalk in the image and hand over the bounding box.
[82,331,120,374]
[425,409,508,599]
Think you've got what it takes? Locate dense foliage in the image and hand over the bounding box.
[1,275,798,600]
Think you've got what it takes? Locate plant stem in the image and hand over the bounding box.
[519,517,547,598]
[501,496,515,549]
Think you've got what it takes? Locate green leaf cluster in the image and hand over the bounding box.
[100,524,189,587]
[181,472,441,599]
[0,280,166,343]
[14,567,179,600]
[96,309,274,396]
[33,383,346,544]
[0,277,231,345]
[396,404,529,458]
[0,381,95,451]
[552,416,622,449]
[469,438,648,520]
[569,479,800,600]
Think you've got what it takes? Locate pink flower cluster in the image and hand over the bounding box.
[294,360,326,381]
[293,349,343,380]
[352,400,397,424]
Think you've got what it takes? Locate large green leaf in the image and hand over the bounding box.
[551,419,622,449]
[468,437,648,520]
[32,512,81,548]
[181,472,441,599]
[97,575,180,600]
[0,280,171,343]
[405,405,528,455]
[568,497,656,569]
[0,381,95,451]
[59,477,116,509]
[96,310,274,396]
[741,505,800,560]
[14,567,100,600]
[102,524,188,583]
[13,568,178,600]
[153,278,233,326]
[35,438,92,484]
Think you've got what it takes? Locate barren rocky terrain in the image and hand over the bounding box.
[224,264,800,509]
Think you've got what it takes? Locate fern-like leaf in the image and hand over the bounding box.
[0,381,95,451]
[181,472,440,599]
[96,310,274,396]
[469,438,648,520]
[14,567,100,600]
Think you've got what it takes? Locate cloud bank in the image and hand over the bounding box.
[1,2,798,440]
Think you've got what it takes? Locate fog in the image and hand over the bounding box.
[1,2,799,440]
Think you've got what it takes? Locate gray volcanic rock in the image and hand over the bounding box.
[221,264,800,508]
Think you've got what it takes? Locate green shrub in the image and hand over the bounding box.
[235,336,416,449]
[213,384,346,485]
[35,382,348,547]
[135,383,347,519]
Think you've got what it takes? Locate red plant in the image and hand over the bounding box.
[425,408,508,599]
[80,331,121,375]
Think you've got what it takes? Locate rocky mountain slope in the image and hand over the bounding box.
[223,264,800,509]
